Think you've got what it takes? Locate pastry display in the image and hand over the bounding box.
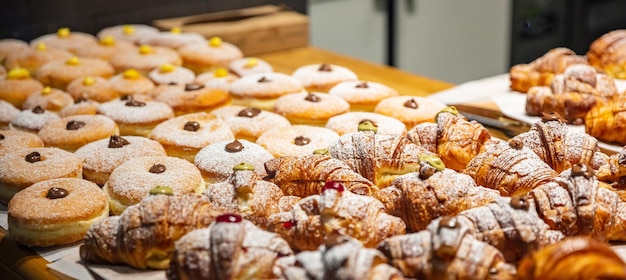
[587,29,626,79]
[228,72,306,111]
[329,80,399,112]
[292,63,358,92]
[21,86,73,112]
[0,67,45,108]
[35,56,115,89]
[273,91,350,125]
[195,139,274,183]
[210,105,290,142]
[228,57,273,77]
[177,37,244,73]
[37,114,119,152]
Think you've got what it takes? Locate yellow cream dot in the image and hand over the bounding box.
[171,27,181,34]
[66,56,80,66]
[213,68,229,78]
[36,43,47,51]
[123,25,135,35]
[209,37,222,47]
[42,86,52,95]
[139,45,152,54]
[57,27,70,38]
[123,69,140,80]
[159,64,175,73]
[83,77,95,86]
[7,67,30,79]
[244,58,258,68]
[100,35,115,46]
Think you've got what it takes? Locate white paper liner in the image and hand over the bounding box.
[47,250,167,280]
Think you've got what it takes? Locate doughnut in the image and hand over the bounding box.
[137,29,205,50]
[4,43,73,76]
[273,91,350,126]
[74,35,136,61]
[229,72,306,111]
[74,135,167,186]
[7,178,109,247]
[21,86,74,112]
[256,124,340,157]
[177,37,244,74]
[103,155,206,215]
[325,111,407,136]
[292,63,358,92]
[97,96,174,137]
[0,38,28,62]
[147,64,196,85]
[0,64,5,79]
[328,80,399,111]
[30,27,98,54]
[148,112,235,162]
[35,56,115,89]
[211,105,291,142]
[149,83,230,116]
[66,76,120,103]
[194,139,275,183]
[10,106,61,132]
[0,100,20,129]
[374,96,448,129]
[109,45,182,74]
[0,130,44,155]
[58,99,101,117]
[228,57,273,77]
[195,67,239,92]
[108,69,156,96]
[0,147,83,203]
[96,24,160,45]
[38,114,119,152]
[0,67,44,108]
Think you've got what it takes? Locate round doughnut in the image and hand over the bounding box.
[148,112,235,162]
[109,45,182,74]
[97,96,174,137]
[0,67,45,108]
[273,91,350,126]
[149,83,230,115]
[256,124,340,157]
[35,56,115,89]
[374,96,448,129]
[325,111,407,136]
[66,76,120,103]
[228,57,273,77]
[0,100,20,129]
[0,130,44,155]
[30,28,98,54]
[0,38,28,62]
[74,35,136,61]
[194,139,275,183]
[38,114,119,152]
[211,105,291,142]
[4,44,73,76]
[177,37,244,73]
[97,24,160,45]
[195,67,239,92]
[74,135,167,186]
[21,86,74,112]
[137,29,205,50]
[108,69,156,96]
[292,63,358,92]
[7,178,109,247]
[148,64,196,85]
[58,99,101,117]
[328,80,399,111]
[0,147,83,203]
[229,72,306,111]
[10,106,61,132]
[103,155,206,215]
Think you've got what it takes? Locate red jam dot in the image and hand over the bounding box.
[283,219,297,229]
[216,214,242,223]
[322,181,345,193]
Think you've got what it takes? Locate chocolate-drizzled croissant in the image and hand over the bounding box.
[167,214,295,280]
[80,192,230,269]
[512,112,609,173]
[464,140,558,196]
[282,234,405,280]
[378,216,517,280]
[327,129,434,189]
[264,154,377,197]
[517,236,626,280]
[267,181,406,251]
[204,163,284,229]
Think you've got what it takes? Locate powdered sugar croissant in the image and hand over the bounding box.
[510,47,588,93]
[167,214,295,280]
[585,96,626,145]
[80,192,229,269]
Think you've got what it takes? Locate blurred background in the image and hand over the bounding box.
[2,0,626,84]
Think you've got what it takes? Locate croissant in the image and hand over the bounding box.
[464,139,558,196]
[374,167,500,232]
[587,29,626,79]
[264,154,377,197]
[327,129,434,189]
[525,64,620,124]
[378,216,517,280]
[204,163,284,229]
[596,146,626,182]
[512,112,609,173]
[510,47,589,93]
[267,181,406,251]
[517,236,626,280]
[585,96,626,145]
[405,122,437,153]
[80,192,230,269]
[282,234,405,280]
[166,214,295,280]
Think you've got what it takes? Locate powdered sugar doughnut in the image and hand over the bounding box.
[256,125,340,157]
[0,100,20,129]
[66,76,120,103]
[97,24,160,44]
[273,91,350,126]
[374,96,448,129]
[194,139,275,183]
[108,69,156,96]
[103,155,205,215]
[195,68,239,92]
[329,80,399,111]
[97,96,174,136]
[10,106,61,132]
[178,37,244,74]
[228,57,273,77]
[35,56,115,89]
[58,99,101,117]
[4,44,73,77]
[75,35,136,61]
[0,130,44,155]
[109,45,182,74]
[38,114,119,152]
[292,63,358,92]
[30,28,97,54]
[325,112,406,136]
[75,135,167,186]
[148,64,196,85]
[149,112,235,162]
[0,147,83,203]
[21,86,73,112]
[229,72,305,111]
[149,83,230,115]
[211,105,291,142]
[0,67,45,108]
[138,29,205,50]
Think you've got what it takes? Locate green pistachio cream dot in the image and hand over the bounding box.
[420,154,445,171]
[312,148,330,155]
[149,185,174,195]
[358,121,378,133]
[435,106,459,122]
[233,162,255,171]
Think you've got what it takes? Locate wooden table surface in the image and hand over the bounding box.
[0,46,457,280]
